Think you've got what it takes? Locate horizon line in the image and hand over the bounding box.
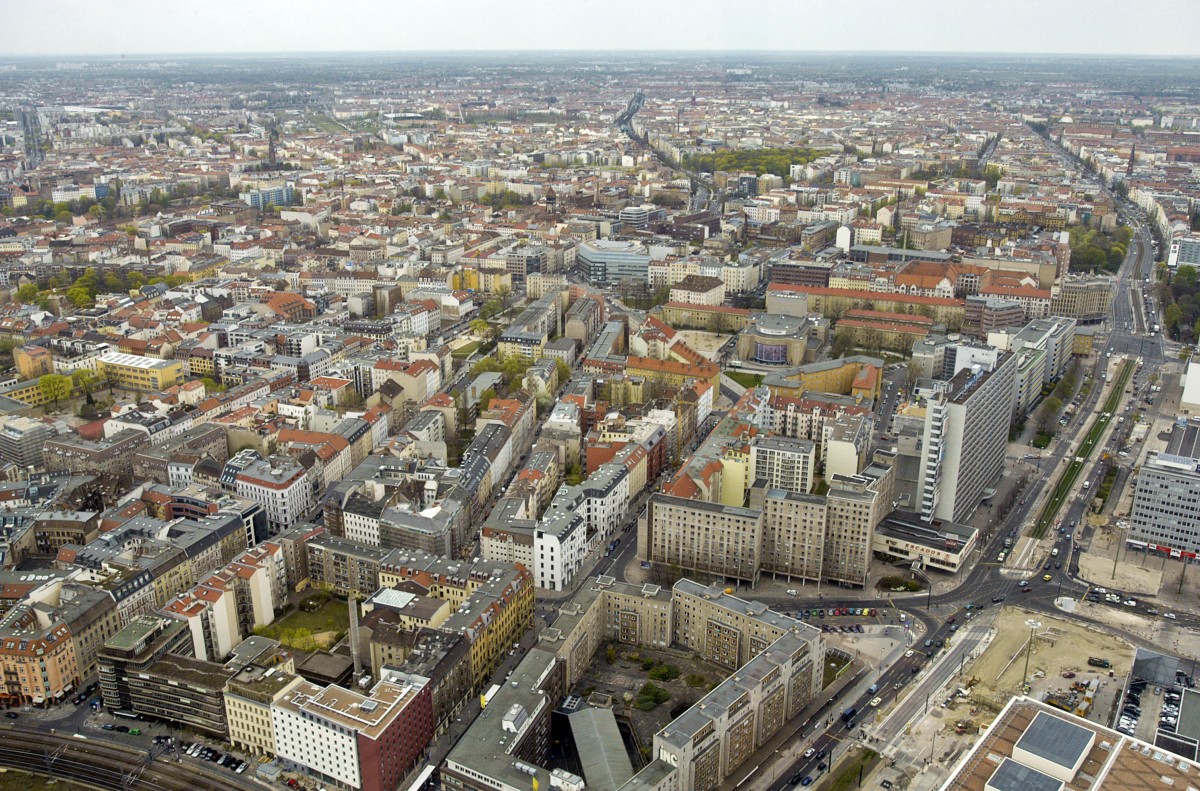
[4,48,1200,60]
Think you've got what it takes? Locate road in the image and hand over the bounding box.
[748,184,1194,787]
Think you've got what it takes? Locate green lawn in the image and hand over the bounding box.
[1034,360,1133,537]
[452,340,483,358]
[254,594,350,650]
[823,653,851,687]
[725,371,765,389]
[1032,432,1054,449]
[828,748,879,791]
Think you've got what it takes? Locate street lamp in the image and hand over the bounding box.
[1021,619,1042,694]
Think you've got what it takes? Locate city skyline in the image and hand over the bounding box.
[7,0,1200,58]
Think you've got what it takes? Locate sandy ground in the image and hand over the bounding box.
[676,330,732,361]
[965,606,1134,711]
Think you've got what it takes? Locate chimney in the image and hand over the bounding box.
[348,596,362,676]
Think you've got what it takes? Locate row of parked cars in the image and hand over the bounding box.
[796,607,878,619]
[183,741,249,774]
[819,623,865,634]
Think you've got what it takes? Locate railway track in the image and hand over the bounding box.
[0,729,258,790]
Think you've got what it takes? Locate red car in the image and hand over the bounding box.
[1063,672,1076,679]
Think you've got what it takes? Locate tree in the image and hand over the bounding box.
[15,284,38,304]
[38,374,71,409]
[71,369,97,395]
[66,287,93,309]
[469,319,491,339]
[494,284,513,311]
[199,377,227,394]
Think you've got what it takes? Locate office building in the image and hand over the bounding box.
[577,239,651,285]
[95,352,184,392]
[1050,274,1114,323]
[232,455,314,536]
[1129,422,1200,556]
[43,428,150,476]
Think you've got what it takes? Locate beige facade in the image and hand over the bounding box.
[224,665,303,756]
[1050,274,1114,321]
[641,496,764,585]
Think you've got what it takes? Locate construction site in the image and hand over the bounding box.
[963,607,1133,725]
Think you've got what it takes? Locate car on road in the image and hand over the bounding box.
[3,712,16,719]
[905,650,914,658]
[804,748,815,759]
[790,773,803,785]
[870,697,883,707]
[800,777,814,787]
[1165,612,1177,620]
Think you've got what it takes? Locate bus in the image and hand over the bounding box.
[404,765,437,791]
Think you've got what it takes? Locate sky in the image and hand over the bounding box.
[5,0,1199,58]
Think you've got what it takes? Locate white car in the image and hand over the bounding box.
[804,748,816,759]
[1164,612,1177,620]
[904,650,915,658]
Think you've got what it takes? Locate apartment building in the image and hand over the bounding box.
[644,453,893,588]
[641,496,765,585]
[749,436,817,494]
[443,578,823,791]
[377,552,534,690]
[232,455,314,536]
[917,353,1016,523]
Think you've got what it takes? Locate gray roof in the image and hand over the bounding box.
[1015,711,1093,770]
[568,708,634,791]
[986,758,1063,791]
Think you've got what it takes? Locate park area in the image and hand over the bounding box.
[253,591,350,652]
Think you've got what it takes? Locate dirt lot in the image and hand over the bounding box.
[1077,521,1163,596]
[965,606,1134,710]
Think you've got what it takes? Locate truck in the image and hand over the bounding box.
[1087,657,1112,669]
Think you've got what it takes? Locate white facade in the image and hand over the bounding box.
[235,461,314,535]
[271,685,361,789]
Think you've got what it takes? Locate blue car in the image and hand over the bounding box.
[801,776,815,787]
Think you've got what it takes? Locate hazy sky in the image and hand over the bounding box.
[6,0,1199,57]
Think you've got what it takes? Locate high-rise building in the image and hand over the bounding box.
[918,352,1016,523]
[0,416,56,470]
[1129,422,1200,556]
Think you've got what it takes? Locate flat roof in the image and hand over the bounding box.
[987,758,1063,791]
[568,708,634,791]
[1016,711,1094,770]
